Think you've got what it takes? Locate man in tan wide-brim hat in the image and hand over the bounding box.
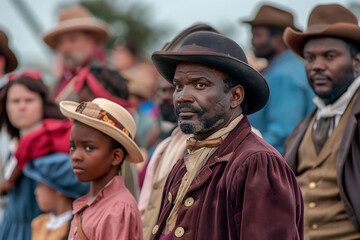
[0,30,18,78]
[241,4,315,155]
[283,4,360,239]
[43,5,110,103]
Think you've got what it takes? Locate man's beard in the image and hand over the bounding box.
[62,52,86,69]
[311,66,355,105]
[175,103,225,135]
[160,102,177,123]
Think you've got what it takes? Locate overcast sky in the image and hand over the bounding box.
[0,0,355,71]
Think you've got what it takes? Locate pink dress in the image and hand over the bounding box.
[68,176,143,240]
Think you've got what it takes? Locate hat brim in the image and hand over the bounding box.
[43,19,110,49]
[284,23,360,57]
[151,51,269,115]
[59,101,143,164]
[0,44,18,73]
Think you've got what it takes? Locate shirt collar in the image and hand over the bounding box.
[46,210,73,230]
[314,75,360,119]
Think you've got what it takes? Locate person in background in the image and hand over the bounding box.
[0,28,18,224]
[150,31,303,239]
[23,153,89,240]
[0,71,72,240]
[242,4,315,154]
[60,98,143,239]
[283,4,360,239]
[73,64,140,200]
[139,23,219,240]
[42,5,110,103]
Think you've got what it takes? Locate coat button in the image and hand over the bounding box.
[153,184,159,190]
[184,197,194,207]
[311,224,318,230]
[168,192,172,203]
[175,227,185,237]
[152,225,159,235]
[309,202,316,208]
[309,182,317,189]
[147,205,154,210]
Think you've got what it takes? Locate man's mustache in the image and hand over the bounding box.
[175,103,203,116]
[310,73,332,82]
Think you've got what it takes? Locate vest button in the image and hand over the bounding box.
[153,184,159,190]
[175,227,185,237]
[309,202,316,208]
[147,205,154,210]
[152,225,159,235]
[312,224,318,230]
[184,197,194,207]
[309,182,317,189]
[168,192,172,203]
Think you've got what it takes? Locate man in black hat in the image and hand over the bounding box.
[150,31,304,239]
[242,4,315,154]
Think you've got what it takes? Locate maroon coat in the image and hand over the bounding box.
[152,116,304,240]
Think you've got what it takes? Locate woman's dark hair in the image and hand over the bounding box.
[84,65,129,100]
[0,76,65,138]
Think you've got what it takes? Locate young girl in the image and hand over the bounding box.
[23,153,89,240]
[73,65,141,200]
[0,71,72,240]
[60,97,143,239]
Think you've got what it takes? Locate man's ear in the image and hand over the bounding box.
[353,52,360,77]
[230,85,245,109]
[112,148,124,167]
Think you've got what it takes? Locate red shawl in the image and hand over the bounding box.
[15,118,72,169]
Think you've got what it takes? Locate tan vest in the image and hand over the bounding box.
[297,96,360,240]
[142,153,169,240]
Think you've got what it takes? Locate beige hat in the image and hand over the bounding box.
[59,98,143,163]
[43,5,110,49]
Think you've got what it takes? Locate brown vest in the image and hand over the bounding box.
[297,96,360,240]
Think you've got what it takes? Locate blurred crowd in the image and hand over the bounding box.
[0,2,360,240]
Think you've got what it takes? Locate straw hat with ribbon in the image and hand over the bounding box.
[43,5,110,49]
[59,98,143,163]
[283,4,360,57]
[0,30,18,73]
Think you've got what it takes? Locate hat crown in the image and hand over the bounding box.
[92,98,136,140]
[0,30,9,46]
[308,4,358,28]
[58,5,92,22]
[255,5,294,24]
[180,32,248,64]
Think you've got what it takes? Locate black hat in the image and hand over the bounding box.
[151,31,269,114]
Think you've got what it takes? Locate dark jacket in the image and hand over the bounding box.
[284,94,360,230]
[152,116,304,240]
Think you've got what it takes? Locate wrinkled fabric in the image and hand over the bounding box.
[152,116,304,240]
[68,176,142,240]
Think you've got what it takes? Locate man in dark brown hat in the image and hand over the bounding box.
[150,31,304,239]
[283,4,360,239]
[42,5,110,103]
[242,4,314,155]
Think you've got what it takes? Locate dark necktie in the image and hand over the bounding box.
[312,116,335,154]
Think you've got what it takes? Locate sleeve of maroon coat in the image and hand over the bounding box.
[232,151,304,240]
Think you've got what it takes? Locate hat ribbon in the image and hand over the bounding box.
[8,70,41,81]
[75,101,132,139]
[74,66,133,111]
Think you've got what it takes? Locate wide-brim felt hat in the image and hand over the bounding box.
[23,153,89,199]
[242,4,300,31]
[0,30,18,73]
[59,98,143,163]
[43,5,110,49]
[151,31,269,115]
[161,23,220,51]
[284,4,360,57]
